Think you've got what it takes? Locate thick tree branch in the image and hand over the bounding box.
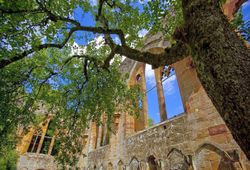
[114,41,190,68]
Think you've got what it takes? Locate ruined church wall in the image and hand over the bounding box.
[84,55,250,170]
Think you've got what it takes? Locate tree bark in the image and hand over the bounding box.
[182,0,250,159]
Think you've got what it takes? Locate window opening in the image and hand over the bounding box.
[40,120,57,154]
[136,74,142,83]
[145,64,160,124]
[27,129,42,153]
[148,155,159,170]
[162,67,184,118]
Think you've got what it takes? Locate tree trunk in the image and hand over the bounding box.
[181,0,250,159]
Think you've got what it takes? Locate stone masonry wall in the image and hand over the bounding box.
[84,56,250,170]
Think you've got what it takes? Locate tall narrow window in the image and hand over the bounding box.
[27,129,42,153]
[118,160,124,170]
[145,64,160,124]
[40,120,56,154]
[162,66,184,118]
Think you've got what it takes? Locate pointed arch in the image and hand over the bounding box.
[166,148,191,170]
[107,162,113,170]
[194,143,239,170]
[147,155,159,170]
[129,156,140,170]
[118,160,124,170]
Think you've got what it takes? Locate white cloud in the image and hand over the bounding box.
[95,35,105,49]
[113,36,121,45]
[242,1,250,7]
[162,74,176,95]
[89,0,98,6]
[145,64,156,87]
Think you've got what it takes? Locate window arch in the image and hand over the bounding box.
[129,157,140,170]
[40,120,56,154]
[107,162,113,170]
[118,160,124,170]
[147,155,159,170]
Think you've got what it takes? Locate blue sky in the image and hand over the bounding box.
[73,7,95,45]
[242,1,250,22]
[73,1,250,124]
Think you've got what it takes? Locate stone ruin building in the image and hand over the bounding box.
[15,0,250,169]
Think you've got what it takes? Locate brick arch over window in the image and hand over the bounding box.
[194,143,240,170]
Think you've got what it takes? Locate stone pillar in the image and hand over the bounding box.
[125,113,135,136]
[154,67,167,121]
[96,124,103,148]
[172,57,201,113]
[142,64,149,127]
[88,121,97,151]
[48,134,56,155]
[36,120,49,153]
